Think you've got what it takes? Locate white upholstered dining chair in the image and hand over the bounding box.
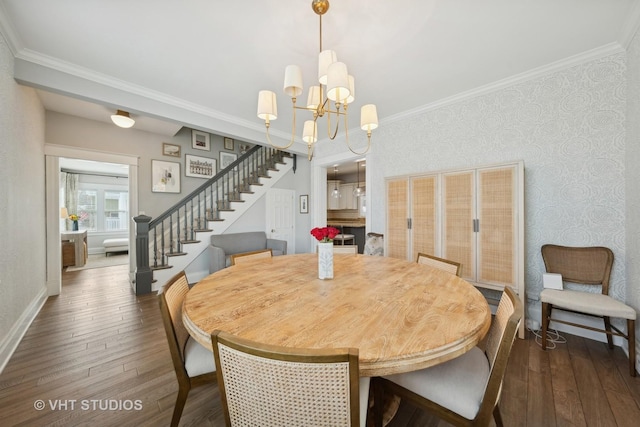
[334,245,358,254]
[230,248,272,265]
[416,252,462,277]
[373,287,522,427]
[159,271,217,427]
[540,244,636,376]
[211,330,360,426]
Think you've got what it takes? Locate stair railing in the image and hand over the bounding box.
[133,145,289,294]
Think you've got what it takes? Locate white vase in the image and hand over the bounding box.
[318,241,334,280]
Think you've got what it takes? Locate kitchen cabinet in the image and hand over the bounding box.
[327,181,360,210]
[339,183,358,210]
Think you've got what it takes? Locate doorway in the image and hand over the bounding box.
[59,158,130,272]
[45,145,139,296]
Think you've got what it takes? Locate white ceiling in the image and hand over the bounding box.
[1,0,639,158]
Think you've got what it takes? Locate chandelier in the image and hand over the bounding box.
[257,0,378,160]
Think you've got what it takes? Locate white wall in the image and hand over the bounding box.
[0,32,48,369]
[45,115,273,219]
[360,51,630,327]
[223,156,312,254]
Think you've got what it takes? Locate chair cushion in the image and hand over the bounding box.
[184,337,216,377]
[541,289,636,320]
[383,347,490,420]
[364,235,384,256]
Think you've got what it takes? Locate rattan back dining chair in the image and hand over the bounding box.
[211,330,360,427]
[230,248,273,265]
[159,271,217,427]
[416,253,462,277]
[540,244,636,376]
[334,245,358,254]
[373,287,522,427]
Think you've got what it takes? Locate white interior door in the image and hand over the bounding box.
[266,189,295,254]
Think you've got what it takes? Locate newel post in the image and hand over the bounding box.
[133,214,153,295]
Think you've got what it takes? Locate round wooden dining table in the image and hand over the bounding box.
[182,253,491,377]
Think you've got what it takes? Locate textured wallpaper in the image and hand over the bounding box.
[369,51,629,321]
[0,33,47,350]
[625,28,640,341]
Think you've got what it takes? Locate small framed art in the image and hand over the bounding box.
[151,160,181,193]
[220,151,237,170]
[239,143,251,154]
[162,142,181,157]
[224,137,234,151]
[192,130,210,151]
[185,154,216,179]
[300,195,309,214]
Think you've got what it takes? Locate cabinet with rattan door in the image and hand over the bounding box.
[386,161,525,337]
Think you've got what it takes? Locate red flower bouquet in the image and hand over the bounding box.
[310,226,340,243]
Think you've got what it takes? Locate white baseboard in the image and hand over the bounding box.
[0,286,48,374]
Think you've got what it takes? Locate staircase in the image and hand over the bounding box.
[133,145,294,293]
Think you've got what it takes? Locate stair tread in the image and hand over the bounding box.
[166,252,187,257]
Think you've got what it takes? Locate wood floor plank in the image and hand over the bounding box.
[546,335,587,427]
[566,333,619,426]
[501,335,528,427]
[527,336,557,427]
[1,264,639,426]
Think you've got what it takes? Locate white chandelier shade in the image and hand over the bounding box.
[256,0,378,160]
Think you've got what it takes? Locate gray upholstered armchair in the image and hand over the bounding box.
[208,231,287,274]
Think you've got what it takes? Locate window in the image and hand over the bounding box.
[77,190,97,230]
[104,191,129,231]
[77,185,128,232]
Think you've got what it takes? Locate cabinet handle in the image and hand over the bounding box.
[407,218,412,230]
[473,219,480,232]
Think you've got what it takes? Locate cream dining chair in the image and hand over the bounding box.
[373,287,522,427]
[159,271,217,427]
[416,252,462,277]
[230,248,272,265]
[540,244,636,376]
[211,330,360,427]
[334,245,358,254]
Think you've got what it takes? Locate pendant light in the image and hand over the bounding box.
[331,166,341,199]
[353,161,364,197]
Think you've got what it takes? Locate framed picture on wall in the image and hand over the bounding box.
[239,143,251,154]
[300,195,309,214]
[185,154,216,178]
[220,151,237,170]
[191,130,210,151]
[224,137,234,151]
[162,142,181,157]
[152,160,181,193]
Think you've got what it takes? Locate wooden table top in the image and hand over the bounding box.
[183,253,491,377]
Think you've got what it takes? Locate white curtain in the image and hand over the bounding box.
[61,172,78,230]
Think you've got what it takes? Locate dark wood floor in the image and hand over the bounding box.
[1,264,639,426]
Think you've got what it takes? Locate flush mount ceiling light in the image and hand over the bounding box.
[257,0,378,160]
[110,109,135,128]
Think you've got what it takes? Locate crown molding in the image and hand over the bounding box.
[0,2,21,55]
[14,48,257,130]
[384,42,626,126]
[618,0,640,49]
